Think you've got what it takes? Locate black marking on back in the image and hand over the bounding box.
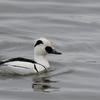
[0,61,5,65]
[0,57,48,72]
[0,57,36,65]
[34,40,43,47]
[45,46,53,53]
[34,64,39,73]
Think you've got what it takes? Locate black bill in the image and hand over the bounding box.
[51,49,62,55]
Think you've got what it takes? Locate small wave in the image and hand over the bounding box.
[35,65,74,79]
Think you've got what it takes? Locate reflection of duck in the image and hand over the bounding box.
[0,38,61,75]
[32,76,60,93]
[32,64,74,93]
[32,83,51,93]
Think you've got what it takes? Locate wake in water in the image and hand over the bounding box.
[48,66,74,78]
[35,63,74,78]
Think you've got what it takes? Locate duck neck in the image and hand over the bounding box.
[34,54,50,68]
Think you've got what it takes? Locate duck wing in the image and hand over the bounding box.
[0,57,36,65]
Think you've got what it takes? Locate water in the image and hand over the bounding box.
[0,0,100,99]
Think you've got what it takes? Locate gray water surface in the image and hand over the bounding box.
[0,0,100,100]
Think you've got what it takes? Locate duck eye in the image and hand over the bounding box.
[34,40,43,47]
[45,46,53,53]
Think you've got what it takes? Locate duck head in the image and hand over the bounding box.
[34,37,62,56]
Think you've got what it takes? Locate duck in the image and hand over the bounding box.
[0,37,62,75]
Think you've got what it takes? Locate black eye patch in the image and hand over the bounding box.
[45,46,53,53]
[34,40,43,47]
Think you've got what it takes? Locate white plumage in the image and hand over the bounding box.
[0,38,61,75]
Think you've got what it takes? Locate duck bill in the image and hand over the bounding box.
[51,49,62,55]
